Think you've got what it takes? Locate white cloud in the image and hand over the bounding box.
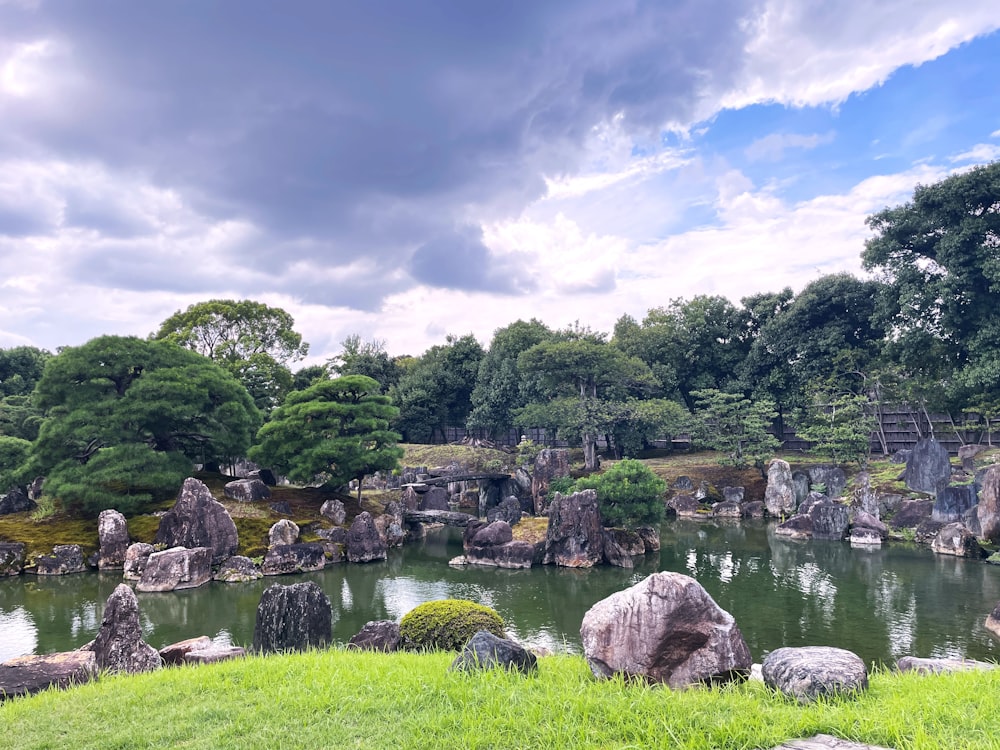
[722,1,1000,109]
[745,131,836,162]
[950,143,1000,163]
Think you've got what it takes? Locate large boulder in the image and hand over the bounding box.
[155,477,239,563]
[252,582,332,654]
[0,542,26,576]
[808,466,847,499]
[851,472,879,518]
[261,543,327,575]
[904,437,952,496]
[224,478,271,503]
[958,444,985,473]
[348,621,403,652]
[122,542,155,581]
[463,519,538,569]
[762,646,867,703]
[986,602,1000,640]
[418,486,450,511]
[602,528,646,569]
[82,584,161,674]
[214,555,263,583]
[809,499,849,540]
[765,459,796,517]
[0,486,35,516]
[666,493,700,516]
[346,511,387,563]
[450,631,538,674]
[791,471,811,508]
[35,544,86,575]
[580,572,751,688]
[888,499,933,530]
[531,448,570,514]
[268,519,300,547]
[159,636,213,666]
[486,496,523,526]
[897,656,997,674]
[97,509,130,570]
[375,501,405,548]
[320,498,347,525]
[543,490,604,568]
[0,651,98,699]
[774,514,813,539]
[930,523,981,558]
[137,546,213,592]
[932,484,978,523]
[977,465,1000,542]
[850,511,888,541]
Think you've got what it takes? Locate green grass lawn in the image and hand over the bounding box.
[3,650,1000,749]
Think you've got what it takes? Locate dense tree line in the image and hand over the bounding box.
[0,162,998,514]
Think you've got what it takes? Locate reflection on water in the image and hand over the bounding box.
[2,520,1000,666]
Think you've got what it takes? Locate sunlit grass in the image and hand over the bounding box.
[3,651,1000,749]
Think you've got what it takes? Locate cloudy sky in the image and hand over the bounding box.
[1,1,999,364]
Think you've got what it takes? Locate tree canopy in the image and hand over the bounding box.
[32,336,260,514]
[249,374,402,499]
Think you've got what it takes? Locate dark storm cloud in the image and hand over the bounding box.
[0,0,759,300]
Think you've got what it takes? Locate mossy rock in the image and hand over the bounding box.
[399,599,505,651]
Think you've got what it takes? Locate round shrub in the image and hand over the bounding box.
[399,599,505,651]
[574,458,666,528]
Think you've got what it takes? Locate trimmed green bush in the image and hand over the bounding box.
[399,599,505,651]
[573,458,666,528]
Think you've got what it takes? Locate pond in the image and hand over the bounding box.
[2,519,1000,666]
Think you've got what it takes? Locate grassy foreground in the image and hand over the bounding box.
[3,650,1000,749]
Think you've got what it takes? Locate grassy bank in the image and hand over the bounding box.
[3,650,1000,749]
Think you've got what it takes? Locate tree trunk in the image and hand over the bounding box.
[583,432,598,471]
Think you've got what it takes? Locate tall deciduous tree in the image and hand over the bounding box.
[328,335,402,393]
[249,375,402,501]
[863,162,1000,409]
[31,336,260,514]
[153,299,308,411]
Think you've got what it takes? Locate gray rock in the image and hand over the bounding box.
[723,486,745,504]
[849,527,883,547]
[891,449,912,464]
[249,468,277,486]
[262,543,327,575]
[580,571,751,688]
[473,520,513,546]
[850,511,887,540]
[904,438,952,497]
[851,472,879,518]
[214,555,263,583]
[450,631,538,674]
[602,528,645,569]
[635,526,660,552]
[667,493,700,516]
[486,496,522,525]
[269,501,292,515]
[252,581,332,654]
[963,504,982,537]
[932,484,978,523]
[0,542,25,576]
[888,499,933,529]
[346,511,387,563]
[809,499,849,540]
[775,514,813,539]
[712,500,742,518]
[348,620,402,652]
[930,522,981,558]
[543,490,604,568]
[316,526,348,544]
[877,493,904,516]
[224,478,271,503]
[0,486,35,515]
[159,636,213,666]
[26,476,44,501]
[977,466,1000,543]
[184,645,246,665]
[762,646,867,703]
[798,492,826,517]
[741,501,765,518]
[896,656,997,674]
[958,444,985,473]
[464,519,539,569]
[792,471,811,508]
[986,602,1000,640]
[765,459,797,516]
[155,477,239,564]
[771,734,893,750]
[268,518,300,547]
[695,480,711,501]
[808,466,847,499]
[35,544,86,575]
[0,651,98,699]
[123,542,155,581]
[375,501,405,548]
[137,546,213,592]
[83,584,161,674]
[914,518,945,544]
[320,498,346,525]
[673,475,694,490]
[418,486,450,511]
[97,509,129,570]
[532,448,570,514]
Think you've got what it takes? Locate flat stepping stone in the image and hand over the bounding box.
[763,646,868,703]
[896,656,998,674]
[773,735,895,750]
